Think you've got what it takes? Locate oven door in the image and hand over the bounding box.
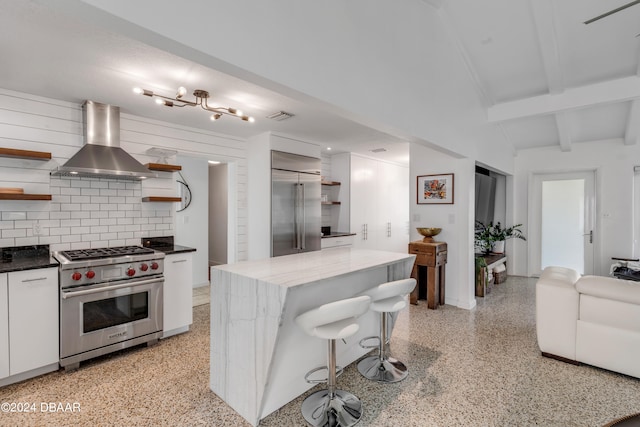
[60,277,163,359]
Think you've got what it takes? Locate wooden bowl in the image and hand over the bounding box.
[416,227,442,243]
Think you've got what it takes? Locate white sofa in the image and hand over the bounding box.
[536,266,640,378]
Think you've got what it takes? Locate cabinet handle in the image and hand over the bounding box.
[172,259,187,263]
[387,222,391,237]
[22,277,47,283]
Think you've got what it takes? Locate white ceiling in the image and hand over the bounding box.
[1,0,639,160]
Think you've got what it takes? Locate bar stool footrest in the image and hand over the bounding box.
[358,335,380,349]
[304,365,344,384]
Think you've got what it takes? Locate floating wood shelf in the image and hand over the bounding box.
[142,196,182,202]
[321,181,341,186]
[145,163,182,172]
[0,147,52,161]
[321,201,341,205]
[0,193,52,201]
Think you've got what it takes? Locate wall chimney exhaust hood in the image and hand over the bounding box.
[51,101,157,180]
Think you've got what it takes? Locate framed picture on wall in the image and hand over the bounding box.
[417,173,454,204]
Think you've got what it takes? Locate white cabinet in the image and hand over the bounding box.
[0,274,8,379]
[4,267,58,379]
[333,153,409,253]
[162,252,193,338]
[321,235,355,249]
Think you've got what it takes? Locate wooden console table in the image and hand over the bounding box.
[409,240,447,309]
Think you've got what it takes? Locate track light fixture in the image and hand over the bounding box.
[133,86,255,123]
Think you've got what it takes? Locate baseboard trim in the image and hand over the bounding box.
[541,352,581,365]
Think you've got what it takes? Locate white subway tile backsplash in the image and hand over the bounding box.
[90,181,109,189]
[50,227,71,236]
[100,232,118,240]
[3,164,174,249]
[81,188,100,196]
[3,228,26,238]
[53,195,71,204]
[27,211,50,220]
[2,212,26,221]
[72,211,91,219]
[92,196,109,204]
[61,187,81,196]
[15,237,39,246]
[71,195,91,204]
[0,238,15,247]
[91,211,109,219]
[71,226,90,235]
[71,180,91,188]
[61,219,81,227]
[51,211,71,219]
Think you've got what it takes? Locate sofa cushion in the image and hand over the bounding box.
[576,275,640,305]
[580,294,640,332]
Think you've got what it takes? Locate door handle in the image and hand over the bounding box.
[583,230,593,244]
[301,183,306,250]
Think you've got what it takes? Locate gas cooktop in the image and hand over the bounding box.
[59,245,155,261]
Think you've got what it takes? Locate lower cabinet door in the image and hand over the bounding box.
[0,273,8,379]
[163,253,193,335]
[8,268,58,376]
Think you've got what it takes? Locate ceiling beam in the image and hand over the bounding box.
[555,112,573,152]
[529,0,564,94]
[625,99,640,145]
[488,75,640,122]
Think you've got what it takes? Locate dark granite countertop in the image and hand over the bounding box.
[321,231,357,239]
[0,245,58,274]
[141,237,196,255]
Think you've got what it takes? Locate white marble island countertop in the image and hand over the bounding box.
[213,247,415,287]
[210,248,415,426]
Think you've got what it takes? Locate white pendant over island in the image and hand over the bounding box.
[209,247,415,426]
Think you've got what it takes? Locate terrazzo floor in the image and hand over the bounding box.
[1,276,639,426]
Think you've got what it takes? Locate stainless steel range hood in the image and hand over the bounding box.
[51,101,157,180]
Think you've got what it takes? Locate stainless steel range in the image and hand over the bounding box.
[54,246,165,370]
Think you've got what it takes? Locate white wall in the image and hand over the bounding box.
[175,155,209,287]
[410,143,476,310]
[513,139,639,277]
[0,88,249,266]
[209,163,228,266]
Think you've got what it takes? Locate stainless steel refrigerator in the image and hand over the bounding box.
[271,150,321,257]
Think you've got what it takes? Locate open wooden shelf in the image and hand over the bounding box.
[0,193,52,201]
[0,147,52,161]
[321,181,341,186]
[142,196,182,203]
[145,163,182,172]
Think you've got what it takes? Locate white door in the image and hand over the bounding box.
[350,155,379,249]
[530,171,595,276]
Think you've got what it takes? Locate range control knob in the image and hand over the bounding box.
[72,272,82,281]
[140,263,149,272]
[126,268,136,277]
[150,262,159,270]
[86,270,96,279]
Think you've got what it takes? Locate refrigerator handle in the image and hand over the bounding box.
[294,183,301,250]
[301,183,306,250]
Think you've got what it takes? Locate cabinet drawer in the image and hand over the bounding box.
[321,235,355,249]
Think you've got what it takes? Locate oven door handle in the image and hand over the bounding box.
[61,277,162,299]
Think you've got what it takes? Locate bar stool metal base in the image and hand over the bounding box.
[301,389,363,427]
[357,355,408,383]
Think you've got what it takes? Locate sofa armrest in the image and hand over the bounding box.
[576,275,640,305]
[535,267,580,360]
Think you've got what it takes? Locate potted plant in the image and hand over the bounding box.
[475,221,526,254]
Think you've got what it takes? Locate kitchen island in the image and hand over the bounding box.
[210,248,415,426]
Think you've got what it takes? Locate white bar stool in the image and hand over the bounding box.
[295,295,371,427]
[357,278,416,383]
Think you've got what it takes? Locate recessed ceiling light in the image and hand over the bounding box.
[208,160,221,164]
[370,148,387,153]
[327,147,332,151]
